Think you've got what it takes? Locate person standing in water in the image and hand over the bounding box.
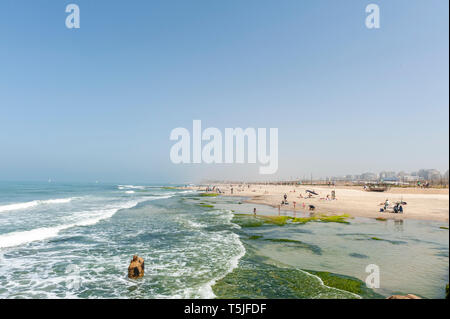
[253,208,256,216]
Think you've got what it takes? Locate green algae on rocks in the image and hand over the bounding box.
[199,204,214,208]
[212,247,380,299]
[263,238,322,255]
[291,214,352,224]
[233,214,290,226]
[232,213,351,227]
[200,193,219,197]
[303,270,384,299]
[245,234,321,255]
[369,237,406,245]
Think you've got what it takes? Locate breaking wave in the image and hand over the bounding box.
[0,198,77,213]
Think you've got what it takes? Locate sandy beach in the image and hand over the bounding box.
[188,184,449,223]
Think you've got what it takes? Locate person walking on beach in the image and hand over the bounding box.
[384,199,390,210]
[253,208,256,216]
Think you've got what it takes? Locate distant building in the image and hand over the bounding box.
[428,170,442,181]
[403,175,421,182]
[340,169,447,185]
[380,171,396,179]
[360,172,378,181]
[380,171,398,182]
[383,176,399,182]
[416,169,441,181]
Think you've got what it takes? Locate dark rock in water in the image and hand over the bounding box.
[349,253,369,259]
[128,255,144,279]
[387,294,421,299]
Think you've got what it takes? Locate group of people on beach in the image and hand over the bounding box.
[417,181,430,188]
[205,185,222,193]
[280,193,315,211]
[380,199,404,214]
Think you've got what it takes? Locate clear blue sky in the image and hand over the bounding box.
[0,0,448,183]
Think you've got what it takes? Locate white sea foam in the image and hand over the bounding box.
[0,199,143,249]
[187,220,206,229]
[149,195,173,200]
[0,197,77,213]
[117,185,147,190]
[181,209,246,299]
[0,211,116,249]
[178,190,195,194]
[0,194,175,249]
[0,224,74,249]
[178,233,246,299]
[301,268,362,299]
[205,210,246,297]
[204,232,246,298]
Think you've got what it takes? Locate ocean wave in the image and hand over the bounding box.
[0,197,77,213]
[180,210,246,299]
[147,195,173,200]
[204,233,246,298]
[178,190,195,194]
[173,233,245,299]
[205,210,246,298]
[117,185,147,190]
[0,200,141,249]
[0,195,175,249]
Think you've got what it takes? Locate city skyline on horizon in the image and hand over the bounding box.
[1,167,448,185]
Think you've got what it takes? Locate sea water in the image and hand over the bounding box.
[0,182,243,298]
[0,182,448,299]
[213,199,449,299]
